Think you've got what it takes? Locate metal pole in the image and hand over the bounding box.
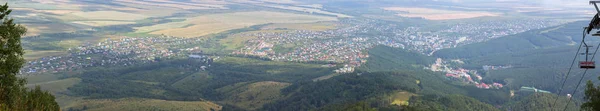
[595,3,600,13]
[592,1,600,13]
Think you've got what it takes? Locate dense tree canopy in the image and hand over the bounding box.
[583,77,600,111]
[0,3,59,110]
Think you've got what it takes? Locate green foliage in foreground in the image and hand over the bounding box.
[407,94,500,111]
[0,3,59,110]
[506,93,578,111]
[583,77,600,111]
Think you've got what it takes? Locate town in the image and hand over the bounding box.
[233,18,562,70]
[429,58,505,89]
[22,18,561,75]
[20,36,208,74]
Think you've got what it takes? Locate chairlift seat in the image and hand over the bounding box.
[593,31,600,36]
[580,61,596,69]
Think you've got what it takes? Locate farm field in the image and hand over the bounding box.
[257,4,352,18]
[145,11,337,38]
[114,0,225,10]
[26,78,81,93]
[261,22,338,31]
[21,23,80,37]
[71,21,137,27]
[65,98,221,111]
[61,11,150,21]
[134,22,191,33]
[383,7,500,20]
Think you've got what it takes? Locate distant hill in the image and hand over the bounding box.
[431,20,596,107]
[434,21,591,59]
[261,45,514,111]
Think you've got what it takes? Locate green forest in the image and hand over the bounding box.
[47,43,579,111]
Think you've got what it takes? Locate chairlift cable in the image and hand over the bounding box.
[562,41,600,111]
[551,29,585,110]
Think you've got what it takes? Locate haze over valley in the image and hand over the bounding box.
[4,0,600,110]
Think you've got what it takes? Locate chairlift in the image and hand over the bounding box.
[580,1,600,69]
[589,1,600,36]
[579,40,595,69]
[593,31,600,36]
[580,61,595,69]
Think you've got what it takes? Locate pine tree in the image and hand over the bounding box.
[582,77,600,111]
[0,3,59,111]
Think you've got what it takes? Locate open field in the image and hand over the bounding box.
[23,73,61,84]
[134,21,192,33]
[312,73,342,82]
[171,72,212,90]
[65,98,222,111]
[257,4,352,18]
[262,22,337,31]
[383,7,500,20]
[22,23,79,36]
[389,91,418,106]
[146,11,337,38]
[64,11,149,21]
[24,50,67,60]
[114,0,225,10]
[72,21,136,27]
[26,78,81,93]
[216,57,322,68]
[23,74,83,108]
[221,30,288,50]
[147,0,228,9]
[150,23,239,38]
[108,2,182,17]
[217,81,291,110]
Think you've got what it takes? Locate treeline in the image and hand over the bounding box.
[0,3,59,110]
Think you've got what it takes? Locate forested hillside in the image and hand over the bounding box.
[407,94,500,111]
[505,93,579,111]
[360,45,435,72]
[434,21,591,59]
[431,20,593,110]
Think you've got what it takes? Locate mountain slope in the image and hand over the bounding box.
[408,94,501,111]
[506,93,579,111]
[434,21,589,59]
[360,45,435,72]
